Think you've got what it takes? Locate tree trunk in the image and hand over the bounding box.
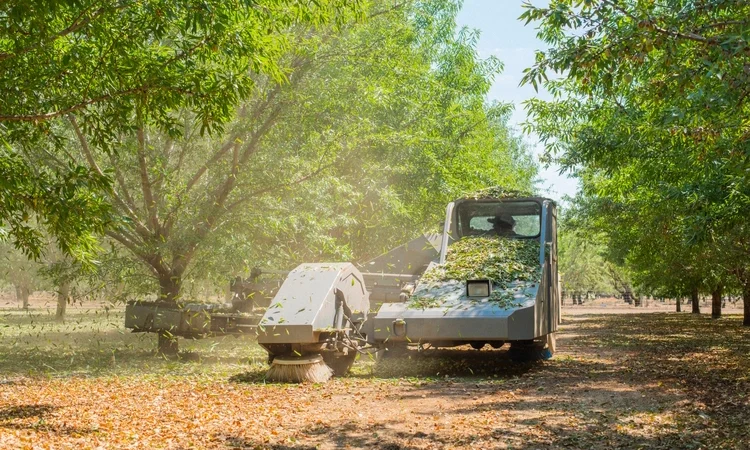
[157,271,183,354]
[676,297,681,312]
[56,282,70,322]
[691,286,700,314]
[157,331,179,355]
[623,289,632,305]
[17,285,30,310]
[634,294,642,307]
[743,281,750,327]
[711,285,723,319]
[158,273,182,303]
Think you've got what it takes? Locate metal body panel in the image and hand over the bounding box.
[124,301,258,336]
[359,233,441,305]
[373,278,540,341]
[359,233,441,276]
[257,263,370,345]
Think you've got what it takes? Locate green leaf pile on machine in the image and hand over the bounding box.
[409,237,541,310]
[462,186,535,201]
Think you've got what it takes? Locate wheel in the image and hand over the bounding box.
[376,342,408,361]
[509,335,554,362]
[321,351,357,377]
[470,342,485,350]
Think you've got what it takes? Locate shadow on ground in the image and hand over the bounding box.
[224,313,750,449]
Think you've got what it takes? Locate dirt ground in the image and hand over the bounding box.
[0,299,748,449]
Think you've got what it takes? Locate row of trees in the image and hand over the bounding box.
[523,0,749,325]
[1,1,537,310]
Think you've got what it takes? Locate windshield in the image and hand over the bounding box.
[456,200,541,238]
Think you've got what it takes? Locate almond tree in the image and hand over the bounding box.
[0,0,359,259]
[28,0,534,307]
[522,0,750,325]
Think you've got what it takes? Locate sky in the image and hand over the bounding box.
[456,1,579,203]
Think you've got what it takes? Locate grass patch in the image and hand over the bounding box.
[0,308,267,378]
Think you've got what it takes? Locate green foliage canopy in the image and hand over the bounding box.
[0,0,360,260]
[521,0,749,305]
[52,0,537,301]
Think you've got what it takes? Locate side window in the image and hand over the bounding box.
[514,215,541,237]
[468,216,493,232]
[456,201,542,238]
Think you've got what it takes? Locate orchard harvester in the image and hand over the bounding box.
[125,190,560,381]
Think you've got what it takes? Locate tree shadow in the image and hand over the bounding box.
[0,404,101,436]
[0,404,55,421]
[221,420,421,450]
[227,347,539,385]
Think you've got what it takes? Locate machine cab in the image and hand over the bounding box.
[439,195,557,265]
[453,199,543,239]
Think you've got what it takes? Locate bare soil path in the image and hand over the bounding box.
[1,309,748,449]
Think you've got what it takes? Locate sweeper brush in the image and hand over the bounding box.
[256,263,370,383]
[265,355,333,383]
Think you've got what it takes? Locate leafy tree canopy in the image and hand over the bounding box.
[44,0,537,302]
[521,0,749,315]
[0,0,361,260]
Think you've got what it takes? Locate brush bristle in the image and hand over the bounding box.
[266,356,333,383]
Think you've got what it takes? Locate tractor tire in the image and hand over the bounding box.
[376,343,409,361]
[322,351,357,377]
[509,334,555,362]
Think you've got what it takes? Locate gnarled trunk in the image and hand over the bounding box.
[711,285,722,319]
[623,287,633,305]
[55,282,70,322]
[158,273,182,304]
[691,286,700,314]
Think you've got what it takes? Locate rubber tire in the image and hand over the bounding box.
[376,343,408,361]
[509,335,554,362]
[321,351,357,377]
[470,342,485,350]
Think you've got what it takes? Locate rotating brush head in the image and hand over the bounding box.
[265,354,333,383]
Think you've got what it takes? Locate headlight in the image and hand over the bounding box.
[466,280,491,297]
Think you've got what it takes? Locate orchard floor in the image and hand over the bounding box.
[0,302,748,449]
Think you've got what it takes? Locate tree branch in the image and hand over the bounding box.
[136,123,159,233]
[225,159,337,214]
[602,0,719,45]
[107,151,138,211]
[69,113,152,239]
[105,230,163,278]
[0,85,192,123]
